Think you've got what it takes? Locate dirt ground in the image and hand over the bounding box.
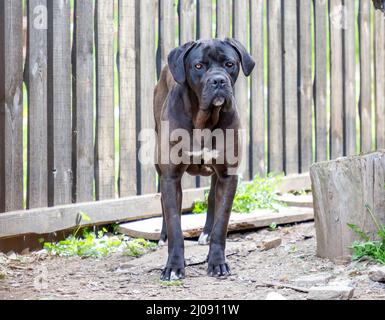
[1,222,384,300]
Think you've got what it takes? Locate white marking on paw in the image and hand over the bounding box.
[198,233,210,245]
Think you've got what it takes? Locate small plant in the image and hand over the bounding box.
[268,222,278,231]
[44,214,157,259]
[124,238,157,257]
[348,204,385,265]
[192,174,285,214]
[160,280,183,287]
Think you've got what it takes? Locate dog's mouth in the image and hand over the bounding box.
[212,96,226,107]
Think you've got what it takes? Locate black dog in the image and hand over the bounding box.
[154,39,255,280]
[373,0,385,12]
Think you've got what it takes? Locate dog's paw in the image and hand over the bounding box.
[207,262,231,278]
[160,267,185,281]
[158,238,168,247]
[198,233,210,245]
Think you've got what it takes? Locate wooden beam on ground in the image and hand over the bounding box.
[275,194,313,208]
[0,173,311,240]
[0,188,207,239]
[277,173,311,194]
[118,207,314,240]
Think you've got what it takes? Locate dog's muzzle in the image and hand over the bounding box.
[202,73,232,110]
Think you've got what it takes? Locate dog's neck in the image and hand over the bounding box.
[182,86,232,130]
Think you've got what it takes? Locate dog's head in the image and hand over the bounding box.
[373,0,385,12]
[168,39,255,124]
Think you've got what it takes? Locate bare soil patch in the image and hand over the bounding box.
[1,222,384,300]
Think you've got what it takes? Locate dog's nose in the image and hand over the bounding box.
[209,75,227,89]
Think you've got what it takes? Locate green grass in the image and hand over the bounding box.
[160,280,183,287]
[43,227,157,259]
[192,174,285,214]
[348,204,385,265]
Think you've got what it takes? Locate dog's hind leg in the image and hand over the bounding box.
[156,164,168,246]
[198,173,217,245]
[158,197,168,246]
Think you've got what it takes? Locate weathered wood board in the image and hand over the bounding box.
[275,195,313,208]
[310,151,385,260]
[277,173,311,194]
[118,207,314,240]
[0,173,311,239]
[0,188,207,239]
[0,1,24,212]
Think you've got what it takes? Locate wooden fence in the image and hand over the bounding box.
[0,1,384,228]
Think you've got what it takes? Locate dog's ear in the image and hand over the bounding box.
[168,41,197,85]
[225,38,255,77]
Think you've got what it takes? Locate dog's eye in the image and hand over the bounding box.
[225,62,234,68]
[195,63,203,70]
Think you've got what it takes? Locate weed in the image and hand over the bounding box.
[124,238,157,257]
[160,280,183,287]
[192,174,285,214]
[44,226,156,259]
[348,204,385,265]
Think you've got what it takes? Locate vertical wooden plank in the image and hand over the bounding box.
[0,1,24,212]
[216,0,232,38]
[250,0,265,177]
[233,0,250,180]
[359,0,372,153]
[159,0,176,69]
[178,0,197,189]
[374,9,385,149]
[137,0,157,194]
[314,0,328,162]
[95,0,115,200]
[118,0,137,197]
[47,0,72,206]
[298,0,313,172]
[197,0,212,187]
[283,0,298,175]
[198,0,212,39]
[267,0,284,173]
[72,0,94,203]
[179,0,196,44]
[26,0,48,209]
[329,0,344,159]
[343,0,356,156]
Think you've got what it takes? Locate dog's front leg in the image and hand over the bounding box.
[160,174,185,281]
[207,170,238,277]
